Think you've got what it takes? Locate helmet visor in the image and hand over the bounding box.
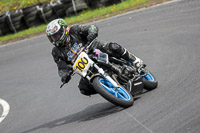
[51,33,61,42]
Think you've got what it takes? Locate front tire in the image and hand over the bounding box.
[92,76,134,108]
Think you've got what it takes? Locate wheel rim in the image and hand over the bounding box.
[142,73,155,82]
[99,78,131,101]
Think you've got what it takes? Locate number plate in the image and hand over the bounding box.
[74,56,88,72]
[73,52,94,77]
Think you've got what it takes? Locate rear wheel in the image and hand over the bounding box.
[142,72,158,91]
[93,76,134,108]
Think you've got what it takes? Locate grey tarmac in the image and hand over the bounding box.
[0,0,200,133]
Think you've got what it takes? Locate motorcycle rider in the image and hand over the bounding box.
[46,18,143,96]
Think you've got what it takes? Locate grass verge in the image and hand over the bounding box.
[0,0,50,14]
[0,0,171,45]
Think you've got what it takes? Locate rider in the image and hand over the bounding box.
[46,18,143,96]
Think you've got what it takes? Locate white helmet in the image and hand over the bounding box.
[46,19,70,47]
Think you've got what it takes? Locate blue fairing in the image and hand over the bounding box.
[99,78,131,101]
[142,73,155,82]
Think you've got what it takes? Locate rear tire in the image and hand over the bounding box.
[93,76,134,108]
[142,72,158,91]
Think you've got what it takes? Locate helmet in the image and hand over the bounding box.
[46,19,69,47]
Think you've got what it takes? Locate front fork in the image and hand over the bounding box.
[92,64,120,88]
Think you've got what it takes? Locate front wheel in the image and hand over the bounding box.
[92,76,134,108]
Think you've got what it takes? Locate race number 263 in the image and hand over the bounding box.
[75,57,88,72]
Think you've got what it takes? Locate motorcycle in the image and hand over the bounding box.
[60,40,158,108]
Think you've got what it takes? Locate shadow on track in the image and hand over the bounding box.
[22,102,124,133]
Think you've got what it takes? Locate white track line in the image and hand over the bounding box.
[123,110,154,133]
[0,98,10,123]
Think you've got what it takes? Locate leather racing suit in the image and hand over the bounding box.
[51,24,138,96]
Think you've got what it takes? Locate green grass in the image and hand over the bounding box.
[0,0,51,13]
[0,0,155,43]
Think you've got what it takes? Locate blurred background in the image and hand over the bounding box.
[0,0,124,37]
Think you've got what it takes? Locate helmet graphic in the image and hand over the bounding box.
[46,19,69,47]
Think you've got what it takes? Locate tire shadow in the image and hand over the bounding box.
[22,102,124,133]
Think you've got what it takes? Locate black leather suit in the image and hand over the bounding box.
[51,24,136,96]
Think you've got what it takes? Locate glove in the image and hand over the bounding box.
[87,33,97,43]
[133,57,143,68]
[61,73,71,83]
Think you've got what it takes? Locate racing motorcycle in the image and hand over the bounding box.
[60,40,158,108]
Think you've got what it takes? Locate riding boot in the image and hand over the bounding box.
[121,48,143,67]
[121,48,136,62]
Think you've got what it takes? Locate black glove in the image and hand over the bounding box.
[87,33,97,44]
[61,73,71,83]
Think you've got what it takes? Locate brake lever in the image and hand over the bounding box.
[60,72,75,89]
[60,82,66,88]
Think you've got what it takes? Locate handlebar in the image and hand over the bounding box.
[59,39,96,89]
[84,39,96,53]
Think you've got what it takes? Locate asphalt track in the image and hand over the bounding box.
[0,0,200,132]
